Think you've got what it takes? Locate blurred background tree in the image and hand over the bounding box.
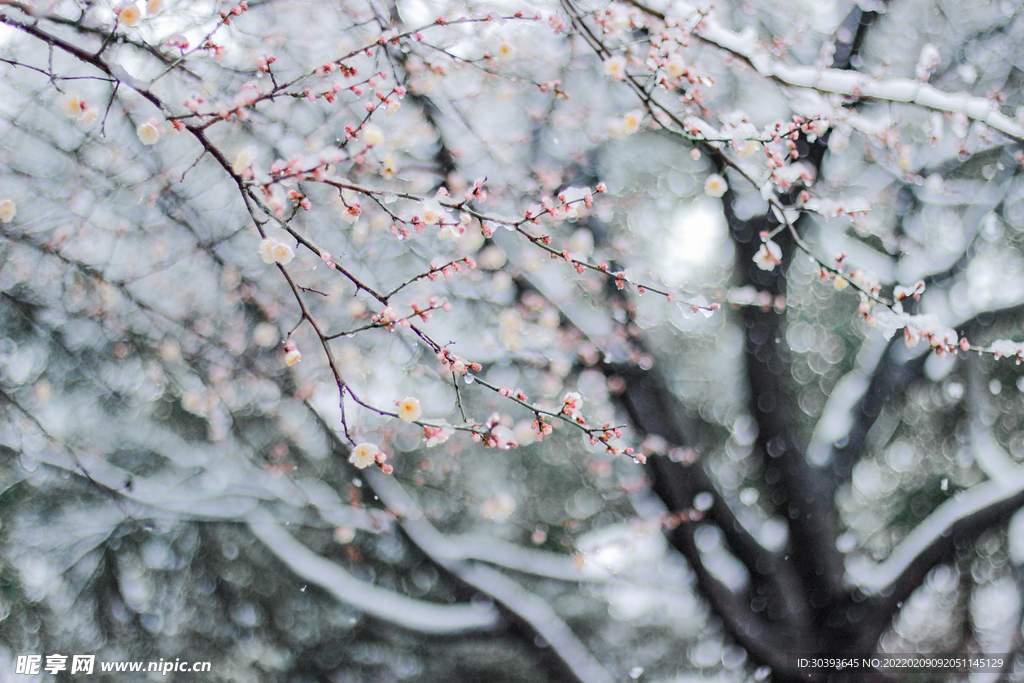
[1,0,1024,681]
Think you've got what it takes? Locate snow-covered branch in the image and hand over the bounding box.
[848,468,1024,593]
[246,507,500,634]
[628,0,1024,143]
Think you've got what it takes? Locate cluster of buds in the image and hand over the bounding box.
[219,1,249,23]
[555,250,589,275]
[183,95,205,114]
[548,14,569,34]
[287,190,312,211]
[372,307,399,328]
[319,250,337,270]
[268,157,314,179]
[893,280,926,302]
[561,391,584,423]
[817,257,882,315]
[530,415,555,441]
[437,349,480,375]
[410,297,452,321]
[256,55,276,72]
[300,83,345,104]
[801,118,831,142]
[473,413,518,449]
[904,325,966,357]
[589,422,632,457]
[538,80,569,99]
[422,424,452,447]
[753,116,827,172]
[390,223,413,240]
[426,256,476,281]
[334,62,359,78]
[203,41,228,61]
[314,62,341,75]
[464,178,488,203]
[498,387,530,402]
[165,34,189,50]
[594,4,635,36]
[375,30,403,46]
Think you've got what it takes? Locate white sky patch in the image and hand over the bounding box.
[661,199,726,284]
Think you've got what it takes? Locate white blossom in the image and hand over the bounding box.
[398,397,422,421]
[348,443,378,468]
[0,198,16,224]
[259,237,294,265]
[753,240,782,271]
[704,173,728,197]
[362,123,385,147]
[136,119,163,145]
[603,55,626,80]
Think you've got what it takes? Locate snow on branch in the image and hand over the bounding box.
[662,2,1024,142]
[246,507,500,634]
[365,470,616,683]
[457,563,617,683]
[847,466,1024,593]
[805,337,888,467]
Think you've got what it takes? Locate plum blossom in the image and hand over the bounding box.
[736,140,762,158]
[489,424,516,449]
[259,237,294,265]
[621,111,642,135]
[348,442,379,468]
[753,240,783,271]
[60,93,93,123]
[894,280,926,301]
[136,119,163,145]
[117,1,142,26]
[874,311,959,353]
[904,327,920,348]
[704,173,728,197]
[665,54,686,79]
[423,424,452,447]
[603,55,627,80]
[562,391,584,421]
[341,203,361,224]
[0,198,15,224]
[420,199,451,225]
[600,3,632,35]
[362,123,384,147]
[232,148,254,175]
[284,340,301,366]
[397,397,422,421]
[496,41,516,61]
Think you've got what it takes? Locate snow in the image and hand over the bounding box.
[687,2,1024,141]
[848,466,1024,592]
